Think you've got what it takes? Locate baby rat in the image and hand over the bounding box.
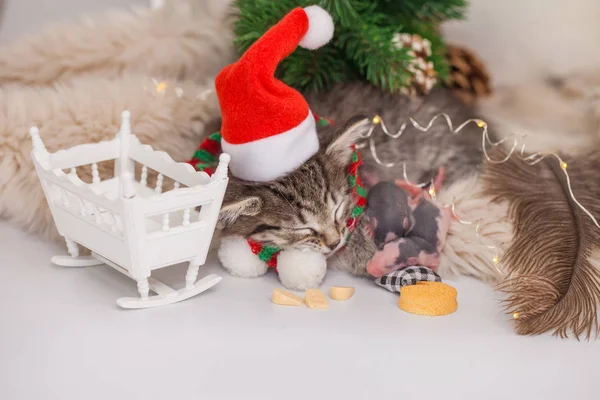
[364,181,451,278]
[364,181,415,245]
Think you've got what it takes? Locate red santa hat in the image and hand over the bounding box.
[215,5,334,182]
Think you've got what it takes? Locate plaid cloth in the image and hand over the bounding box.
[375,266,441,293]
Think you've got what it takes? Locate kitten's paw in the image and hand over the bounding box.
[277,249,327,290]
[218,235,268,278]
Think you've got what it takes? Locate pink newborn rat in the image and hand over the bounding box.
[364,181,451,278]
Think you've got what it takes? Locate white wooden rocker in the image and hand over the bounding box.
[30,111,230,309]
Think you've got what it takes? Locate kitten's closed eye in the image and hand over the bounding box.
[250,224,281,235]
[295,227,319,235]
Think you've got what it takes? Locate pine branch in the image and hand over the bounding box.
[233,0,469,93]
[377,0,468,22]
[279,46,356,92]
[319,0,373,27]
[340,22,413,93]
[234,0,309,54]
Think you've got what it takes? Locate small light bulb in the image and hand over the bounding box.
[476,119,486,128]
[156,81,167,93]
[560,161,568,170]
[428,186,435,197]
[512,312,520,319]
[493,255,499,264]
[372,115,381,125]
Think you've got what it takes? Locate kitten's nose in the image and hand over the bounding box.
[327,239,341,250]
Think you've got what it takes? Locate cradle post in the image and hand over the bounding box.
[185,153,231,289]
[140,165,148,186]
[213,153,231,180]
[29,127,46,153]
[29,127,51,167]
[155,173,164,194]
[183,208,191,226]
[137,278,150,300]
[162,212,170,231]
[185,262,200,289]
[118,111,135,199]
[65,238,79,258]
[91,163,100,184]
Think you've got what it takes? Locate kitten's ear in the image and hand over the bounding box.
[218,196,262,228]
[325,116,371,165]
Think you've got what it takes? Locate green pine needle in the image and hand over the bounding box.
[377,0,468,22]
[233,0,468,93]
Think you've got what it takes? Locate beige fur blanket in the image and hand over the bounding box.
[0,0,231,243]
[0,0,235,85]
[0,75,220,243]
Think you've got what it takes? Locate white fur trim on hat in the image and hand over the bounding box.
[299,5,334,50]
[221,111,319,182]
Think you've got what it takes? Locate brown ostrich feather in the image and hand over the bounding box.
[482,148,600,339]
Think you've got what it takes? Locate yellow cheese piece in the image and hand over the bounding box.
[272,288,303,306]
[398,281,458,316]
[304,289,329,309]
[329,286,355,301]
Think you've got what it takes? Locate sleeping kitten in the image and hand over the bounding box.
[218,117,368,254]
[217,83,488,276]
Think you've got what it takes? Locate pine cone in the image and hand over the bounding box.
[445,44,492,106]
[393,33,437,96]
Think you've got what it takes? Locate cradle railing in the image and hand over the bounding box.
[31,111,229,308]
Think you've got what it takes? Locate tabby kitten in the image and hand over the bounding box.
[218,117,369,255]
[218,83,488,276]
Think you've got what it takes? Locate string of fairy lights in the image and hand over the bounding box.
[357,114,600,319]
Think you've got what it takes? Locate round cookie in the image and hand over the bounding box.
[398,281,458,316]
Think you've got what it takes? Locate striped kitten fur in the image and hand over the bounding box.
[219,117,369,255]
[218,83,488,276]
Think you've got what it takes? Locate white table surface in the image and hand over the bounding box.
[1,222,599,400]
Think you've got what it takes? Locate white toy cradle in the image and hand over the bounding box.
[30,111,229,309]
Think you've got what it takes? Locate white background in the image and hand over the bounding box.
[2,224,599,400]
[1,1,600,399]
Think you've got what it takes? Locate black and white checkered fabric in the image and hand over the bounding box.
[375,266,441,293]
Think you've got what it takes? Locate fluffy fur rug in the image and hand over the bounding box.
[0,75,220,244]
[0,0,235,85]
[0,0,233,243]
[437,175,511,284]
[479,73,600,155]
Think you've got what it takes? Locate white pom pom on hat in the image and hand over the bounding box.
[299,5,335,50]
